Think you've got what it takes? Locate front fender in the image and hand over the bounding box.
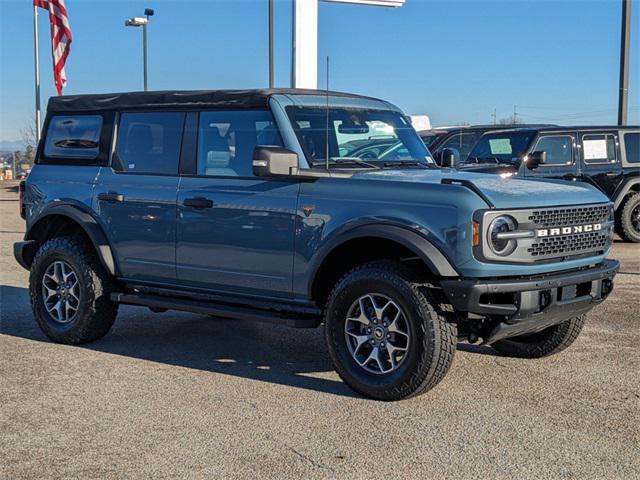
[304,223,459,299]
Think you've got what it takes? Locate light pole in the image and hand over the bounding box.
[125,8,154,91]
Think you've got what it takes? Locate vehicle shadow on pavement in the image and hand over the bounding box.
[0,284,359,398]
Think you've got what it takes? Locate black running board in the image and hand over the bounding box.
[111,293,320,328]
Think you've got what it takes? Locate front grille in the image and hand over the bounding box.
[480,203,614,264]
[528,231,609,257]
[528,205,610,227]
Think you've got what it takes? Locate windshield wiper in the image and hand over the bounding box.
[383,160,429,168]
[467,156,512,166]
[313,157,382,170]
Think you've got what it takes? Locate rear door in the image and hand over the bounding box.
[95,111,184,283]
[578,130,622,198]
[175,109,299,298]
[525,132,578,181]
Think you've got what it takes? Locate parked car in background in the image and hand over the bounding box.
[14,90,619,400]
[461,126,640,242]
[419,124,556,165]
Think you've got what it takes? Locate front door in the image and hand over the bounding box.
[577,130,622,198]
[176,109,299,298]
[524,132,578,181]
[95,111,185,283]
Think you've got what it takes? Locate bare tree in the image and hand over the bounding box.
[19,118,38,170]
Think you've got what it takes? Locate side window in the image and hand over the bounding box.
[44,115,102,159]
[533,135,573,165]
[197,110,282,177]
[114,112,185,175]
[623,133,639,163]
[582,133,617,164]
[440,132,481,158]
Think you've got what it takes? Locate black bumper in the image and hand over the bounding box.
[13,240,37,270]
[441,259,619,344]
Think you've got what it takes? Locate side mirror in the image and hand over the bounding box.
[526,151,547,170]
[252,146,299,177]
[440,148,460,169]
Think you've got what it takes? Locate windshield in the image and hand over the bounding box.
[286,106,434,168]
[466,131,534,165]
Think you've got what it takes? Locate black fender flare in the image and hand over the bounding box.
[25,203,118,276]
[307,224,459,298]
[613,179,640,210]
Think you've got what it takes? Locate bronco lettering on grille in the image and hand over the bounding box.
[537,223,602,238]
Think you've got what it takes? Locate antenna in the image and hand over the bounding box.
[325,55,330,171]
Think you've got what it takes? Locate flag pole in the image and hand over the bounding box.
[33,4,42,144]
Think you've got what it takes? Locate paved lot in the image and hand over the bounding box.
[1,180,638,479]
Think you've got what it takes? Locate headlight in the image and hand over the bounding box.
[488,215,517,256]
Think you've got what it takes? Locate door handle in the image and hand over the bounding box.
[183,197,214,209]
[605,172,619,177]
[97,192,124,203]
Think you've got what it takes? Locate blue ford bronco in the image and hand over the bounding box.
[15,89,619,400]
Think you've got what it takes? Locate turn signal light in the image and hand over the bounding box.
[472,221,481,247]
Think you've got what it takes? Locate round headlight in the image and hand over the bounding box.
[488,216,517,256]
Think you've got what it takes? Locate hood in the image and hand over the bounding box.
[457,163,518,175]
[353,168,609,209]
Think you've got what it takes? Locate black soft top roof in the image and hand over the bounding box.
[47,88,380,113]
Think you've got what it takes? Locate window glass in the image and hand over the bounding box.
[440,132,481,159]
[623,133,640,163]
[466,131,533,165]
[286,107,432,166]
[533,135,573,165]
[44,115,102,159]
[197,110,283,177]
[115,112,185,174]
[582,134,617,164]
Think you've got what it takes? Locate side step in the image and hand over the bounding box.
[111,293,320,328]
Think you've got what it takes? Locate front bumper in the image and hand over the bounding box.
[441,259,619,344]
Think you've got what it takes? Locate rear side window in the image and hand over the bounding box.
[44,115,102,159]
[623,133,640,163]
[114,112,185,175]
[582,133,617,164]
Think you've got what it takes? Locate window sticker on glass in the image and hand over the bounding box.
[489,138,512,155]
[583,139,608,160]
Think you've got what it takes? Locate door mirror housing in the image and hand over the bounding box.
[440,148,460,169]
[253,146,299,177]
[526,151,547,170]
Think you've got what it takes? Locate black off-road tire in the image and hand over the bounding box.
[616,193,640,243]
[29,236,118,344]
[492,314,586,358]
[324,261,457,401]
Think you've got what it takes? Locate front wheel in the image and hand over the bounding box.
[616,193,640,243]
[324,261,457,401]
[492,315,586,358]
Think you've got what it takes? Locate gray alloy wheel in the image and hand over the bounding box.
[344,293,411,374]
[41,260,81,324]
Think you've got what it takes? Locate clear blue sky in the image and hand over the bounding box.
[1,0,638,142]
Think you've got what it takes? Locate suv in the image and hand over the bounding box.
[14,90,618,401]
[462,126,640,242]
[418,124,556,164]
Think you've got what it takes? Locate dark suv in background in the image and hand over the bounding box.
[461,126,640,242]
[418,124,556,164]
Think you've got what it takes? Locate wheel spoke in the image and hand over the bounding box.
[346,331,370,356]
[387,311,409,338]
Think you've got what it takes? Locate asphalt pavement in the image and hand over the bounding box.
[1,180,638,479]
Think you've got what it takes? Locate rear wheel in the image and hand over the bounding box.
[492,315,586,358]
[29,236,118,344]
[324,261,457,401]
[616,193,640,243]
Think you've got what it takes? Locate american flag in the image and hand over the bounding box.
[34,0,72,95]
